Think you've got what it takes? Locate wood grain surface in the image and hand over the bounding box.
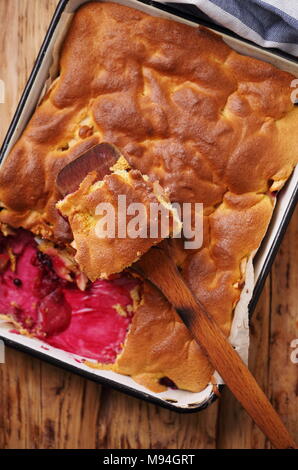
[0,0,297,450]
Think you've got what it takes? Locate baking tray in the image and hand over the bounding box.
[0,0,297,412]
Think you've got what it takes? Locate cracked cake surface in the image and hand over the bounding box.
[0,2,297,392]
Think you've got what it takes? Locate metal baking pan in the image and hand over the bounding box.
[0,0,297,412]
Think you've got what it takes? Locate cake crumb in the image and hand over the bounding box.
[113,304,128,317]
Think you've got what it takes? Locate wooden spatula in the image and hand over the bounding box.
[133,242,296,449]
[56,143,296,449]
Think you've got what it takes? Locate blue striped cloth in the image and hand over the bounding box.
[165,0,298,57]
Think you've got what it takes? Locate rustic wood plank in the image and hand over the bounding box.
[97,387,219,449]
[0,0,59,137]
[39,364,103,449]
[270,207,298,442]
[0,348,42,449]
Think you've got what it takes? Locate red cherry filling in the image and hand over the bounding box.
[0,230,138,363]
[37,288,72,337]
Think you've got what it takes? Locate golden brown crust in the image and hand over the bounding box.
[113,280,214,393]
[0,2,297,392]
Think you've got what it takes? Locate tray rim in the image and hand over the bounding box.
[0,0,297,413]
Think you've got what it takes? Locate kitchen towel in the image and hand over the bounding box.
[165,0,298,56]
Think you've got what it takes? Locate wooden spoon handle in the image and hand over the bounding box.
[135,246,297,449]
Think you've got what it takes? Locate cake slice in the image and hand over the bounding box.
[57,156,181,281]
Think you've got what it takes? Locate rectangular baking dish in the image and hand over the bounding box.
[0,0,297,412]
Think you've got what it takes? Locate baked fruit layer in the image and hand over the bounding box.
[0,2,297,392]
[0,229,138,363]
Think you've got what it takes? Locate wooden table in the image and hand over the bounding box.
[0,0,297,450]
